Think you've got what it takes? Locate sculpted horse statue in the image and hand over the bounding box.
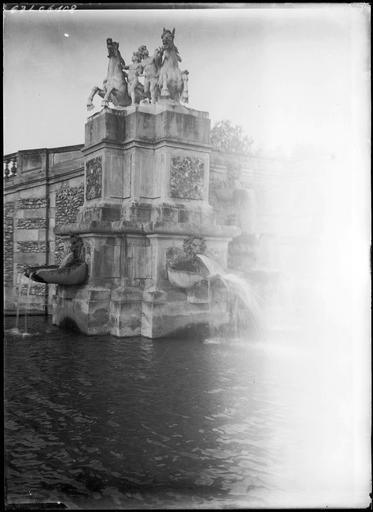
[87,38,132,110]
[158,28,189,103]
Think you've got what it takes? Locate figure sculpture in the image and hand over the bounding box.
[124,51,145,105]
[59,235,86,268]
[158,28,189,103]
[87,38,132,110]
[86,31,190,111]
[137,45,163,104]
[24,235,87,286]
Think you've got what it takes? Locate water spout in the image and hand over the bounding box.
[196,254,225,277]
[196,254,262,333]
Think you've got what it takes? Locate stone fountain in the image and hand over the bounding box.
[51,30,240,338]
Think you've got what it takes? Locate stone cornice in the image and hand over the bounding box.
[82,138,212,154]
[56,220,240,239]
[3,167,84,195]
[4,164,256,198]
[4,144,84,158]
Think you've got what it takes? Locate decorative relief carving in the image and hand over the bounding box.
[86,157,102,201]
[170,156,204,200]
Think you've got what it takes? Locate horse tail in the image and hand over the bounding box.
[181,70,189,103]
[158,68,165,88]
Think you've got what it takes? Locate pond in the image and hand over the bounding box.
[4,316,360,509]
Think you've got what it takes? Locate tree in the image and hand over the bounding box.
[210,120,254,154]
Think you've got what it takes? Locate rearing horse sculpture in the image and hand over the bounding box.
[87,38,132,110]
[158,28,189,103]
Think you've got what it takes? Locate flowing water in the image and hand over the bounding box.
[24,278,32,335]
[197,254,262,331]
[15,273,22,331]
[11,274,33,337]
[4,315,364,509]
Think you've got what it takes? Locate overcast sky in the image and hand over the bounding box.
[3,5,369,155]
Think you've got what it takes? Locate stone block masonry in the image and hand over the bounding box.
[17,198,47,209]
[4,144,86,314]
[5,195,49,312]
[16,218,47,230]
[55,183,84,263]
[4,202,15,287]
[16,241,47,253]
[20,283,46,296]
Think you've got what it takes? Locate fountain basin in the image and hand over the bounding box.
[167,268,205,289]
[26,263,88,286]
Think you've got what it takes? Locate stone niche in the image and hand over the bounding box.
[53,103,239,338]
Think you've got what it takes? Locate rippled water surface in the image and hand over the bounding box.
[4,316,356,509]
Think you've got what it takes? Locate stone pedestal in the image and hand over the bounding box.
[53,104,239,338]
[110,285,143,337]
[52,285,111,334]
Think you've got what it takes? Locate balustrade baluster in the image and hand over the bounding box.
[3,156,18,178]
[10,158,17,176]
[4,160,10,178]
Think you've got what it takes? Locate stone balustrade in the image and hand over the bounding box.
[3,145,85,188]
[3,153,18,179]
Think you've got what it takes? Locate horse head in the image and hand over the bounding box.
[161,27,176,49]
[106,38,120,58]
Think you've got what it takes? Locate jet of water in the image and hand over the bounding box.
[12,272,33,336]
[15,272,22,331]
[24,278,32,334]
[196,254,262,333]
[220,273,262,319]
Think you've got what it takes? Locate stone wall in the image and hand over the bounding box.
[4,202,15,287]
[20,283,47,296]
[16,218,47,230]
[3,144,84,312]
[12,193,49,311]
[55,183,84,264]
[17,198,47,209]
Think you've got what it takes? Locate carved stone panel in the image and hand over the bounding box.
[86,157,102,201]
[169,156,204,200]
